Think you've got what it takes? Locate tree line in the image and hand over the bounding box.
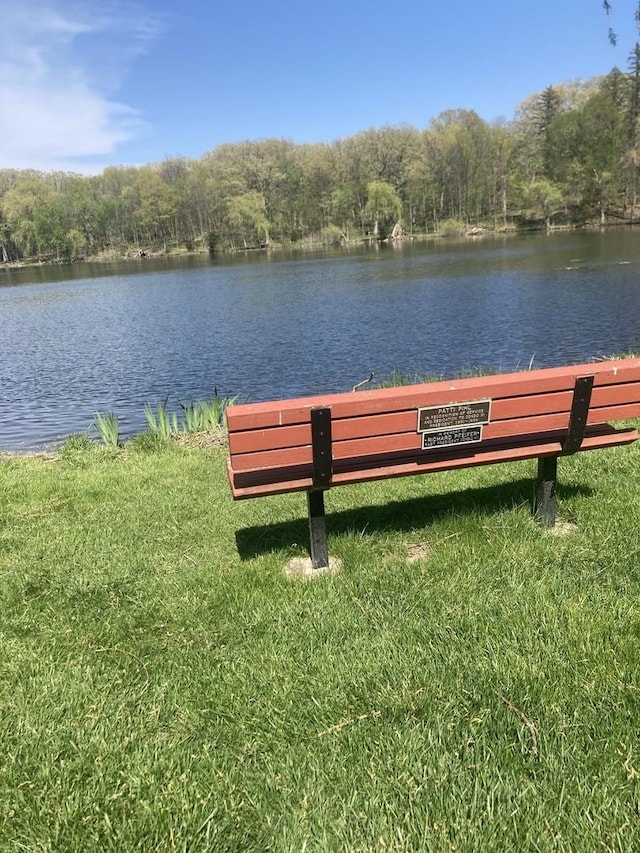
[3,61,640,263]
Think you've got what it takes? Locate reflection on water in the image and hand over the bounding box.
[1,231,640,451]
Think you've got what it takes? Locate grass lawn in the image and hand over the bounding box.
[1,432,640,851]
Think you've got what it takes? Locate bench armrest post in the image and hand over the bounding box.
[562,375,594,455]
[307,490,329,569]
[311,407,333,487]
[534,455,558,527]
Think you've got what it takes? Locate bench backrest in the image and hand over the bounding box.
[227,358,640,498]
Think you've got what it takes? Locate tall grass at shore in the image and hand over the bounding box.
[179,389,238,432]
[92,391,238,448]
[1,433,640,849]
[374,357,540,389]
[93,411,119,447]
[144,400,179,439]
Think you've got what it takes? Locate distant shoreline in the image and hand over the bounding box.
[4,220,639,272]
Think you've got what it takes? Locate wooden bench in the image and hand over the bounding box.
[227,358,640,568]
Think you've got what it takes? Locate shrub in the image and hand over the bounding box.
[437,218,466,236]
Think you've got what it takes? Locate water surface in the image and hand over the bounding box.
[2,231,639,451]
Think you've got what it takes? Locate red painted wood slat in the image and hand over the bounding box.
[226,358,640,432]
[228,401,640,473]
[228,425,638,498]
[228,381,640,456]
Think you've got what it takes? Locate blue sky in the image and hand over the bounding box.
[1,0,639,173]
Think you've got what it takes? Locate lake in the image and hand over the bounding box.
[1,230,640,452]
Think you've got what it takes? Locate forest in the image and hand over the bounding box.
[2,60,640,263]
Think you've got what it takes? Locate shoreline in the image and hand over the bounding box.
[3,220,638,272]
[3,354,638,459]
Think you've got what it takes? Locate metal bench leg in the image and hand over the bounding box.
[534,456,557,527]
[307,490,329,568]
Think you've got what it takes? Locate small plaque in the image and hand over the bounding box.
[421,426,483,450]
[417,399,491,433]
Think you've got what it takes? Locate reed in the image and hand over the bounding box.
[143,401,179,440]
[93,411,119,447]
[603,350,640,360]
[375,369,442,388]
[376,358,538,388]
[179,389,239,432]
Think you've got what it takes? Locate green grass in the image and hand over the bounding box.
[375,358,539,389]
[1,435,640,850]
[606,350,640,360]
[375,369,443,388]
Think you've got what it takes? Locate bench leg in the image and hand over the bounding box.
[534,456,557,527]
[307,490,329,569]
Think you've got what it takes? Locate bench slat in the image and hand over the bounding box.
[228,381,640,455]
[228,400,640,473]
[227,359,640,432]
[228,425,638,498]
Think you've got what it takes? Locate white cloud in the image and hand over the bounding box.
[0,1,161,173]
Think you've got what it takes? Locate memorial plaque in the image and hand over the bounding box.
[421,425,483,450]
[417,399,491,433]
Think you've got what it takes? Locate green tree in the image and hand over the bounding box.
[536,86,563,177]
[548,90,624,221]
[523,178,564,228]
[227,191,270,247]
[65,228,87,259]
[490,121,518,228]
[2,178,57,259]
[363,180,402,237]
[157,157,195,248]
[292,143,336,240]
[425,110,493,226]
[132,168,177,250]
[98,166,141,250]
[234,139,294,241]
[600,65,630,110]
[33,199,67,259]
[0,214,16,262]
